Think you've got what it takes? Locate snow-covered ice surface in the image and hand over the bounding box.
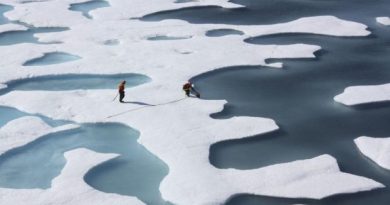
[0,0,387,204]
[355,136,390,170]
[377,17,390,26]
[0,23,26,33]
[0,148,145,205]
[334,83,390,106]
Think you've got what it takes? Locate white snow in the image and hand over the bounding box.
[355,136,390,170]
[0,116,79,155]
[0,83,6,90]
[376,17,390,26]
[0,23,27,34]
[0,0,382,204]
[334,83,390,106]
[222,155,383,200]
[0,148,145,205]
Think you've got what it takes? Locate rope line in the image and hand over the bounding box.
[106,97,188,119]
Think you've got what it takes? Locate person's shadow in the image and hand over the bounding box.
[121,101,155,106]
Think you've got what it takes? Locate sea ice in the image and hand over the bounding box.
[355,136,390,170]
[0,23,27,34]
[0,0,383,204]
[0,148,145,205]
[3,0,90,27]
[334,83,390,106]
[0,15,369,83]
[376,17,390,26]
[23,52,81,66]
[0,90,384,204]
[0,116,79,155]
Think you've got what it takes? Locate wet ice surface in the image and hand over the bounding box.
[0,73,159,204]
[69,0,110,19]
[0,106,69,128]
[0,5,68,44]
[0,123,169,205]
[0,73,150,95]
[0,4,12,24]
[206,28,244,37]
[0,106,27,128]
[23,52,81,66]
[0,27,68,45]
[147,35,192,41]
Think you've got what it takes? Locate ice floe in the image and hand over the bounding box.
[2,0,241,26]
[334,83,390,106]
[0,116,79,155]
[0,148,145,205]
[376,17,390,26]
[0,0,382,203]
[0,23,27,34]
[355,136,390,170]
[0,90,384,204]
[3,0,90,27]
[0,16,369,84]
[88,0,243,20]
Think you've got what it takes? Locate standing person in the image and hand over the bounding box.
[182,81,200,98]
[118,80,126,103]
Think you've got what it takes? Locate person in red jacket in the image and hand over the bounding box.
[118,80,126,102]
[183,81,200,98]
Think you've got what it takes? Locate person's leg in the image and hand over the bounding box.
[185,90,190,97]
[191,88,200,98]
[119,92,125,102]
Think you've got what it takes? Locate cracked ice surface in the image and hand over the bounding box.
[334,83,390,106]
[0,116,79,155]
[0,148,145,205]
[377,17,390,26]
[0,0,384,204]
[355,136,390,170]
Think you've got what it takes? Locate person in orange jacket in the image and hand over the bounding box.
[183,81,200,98]
[118,80,126,102]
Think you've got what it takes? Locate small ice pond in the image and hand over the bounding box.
[69,0,110,19]
[23,52,81,66]
[206,29,244,37]
[147,35,192,41]
[0,73,150,95]
[0,122,170,205]
[0,27,68,46]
